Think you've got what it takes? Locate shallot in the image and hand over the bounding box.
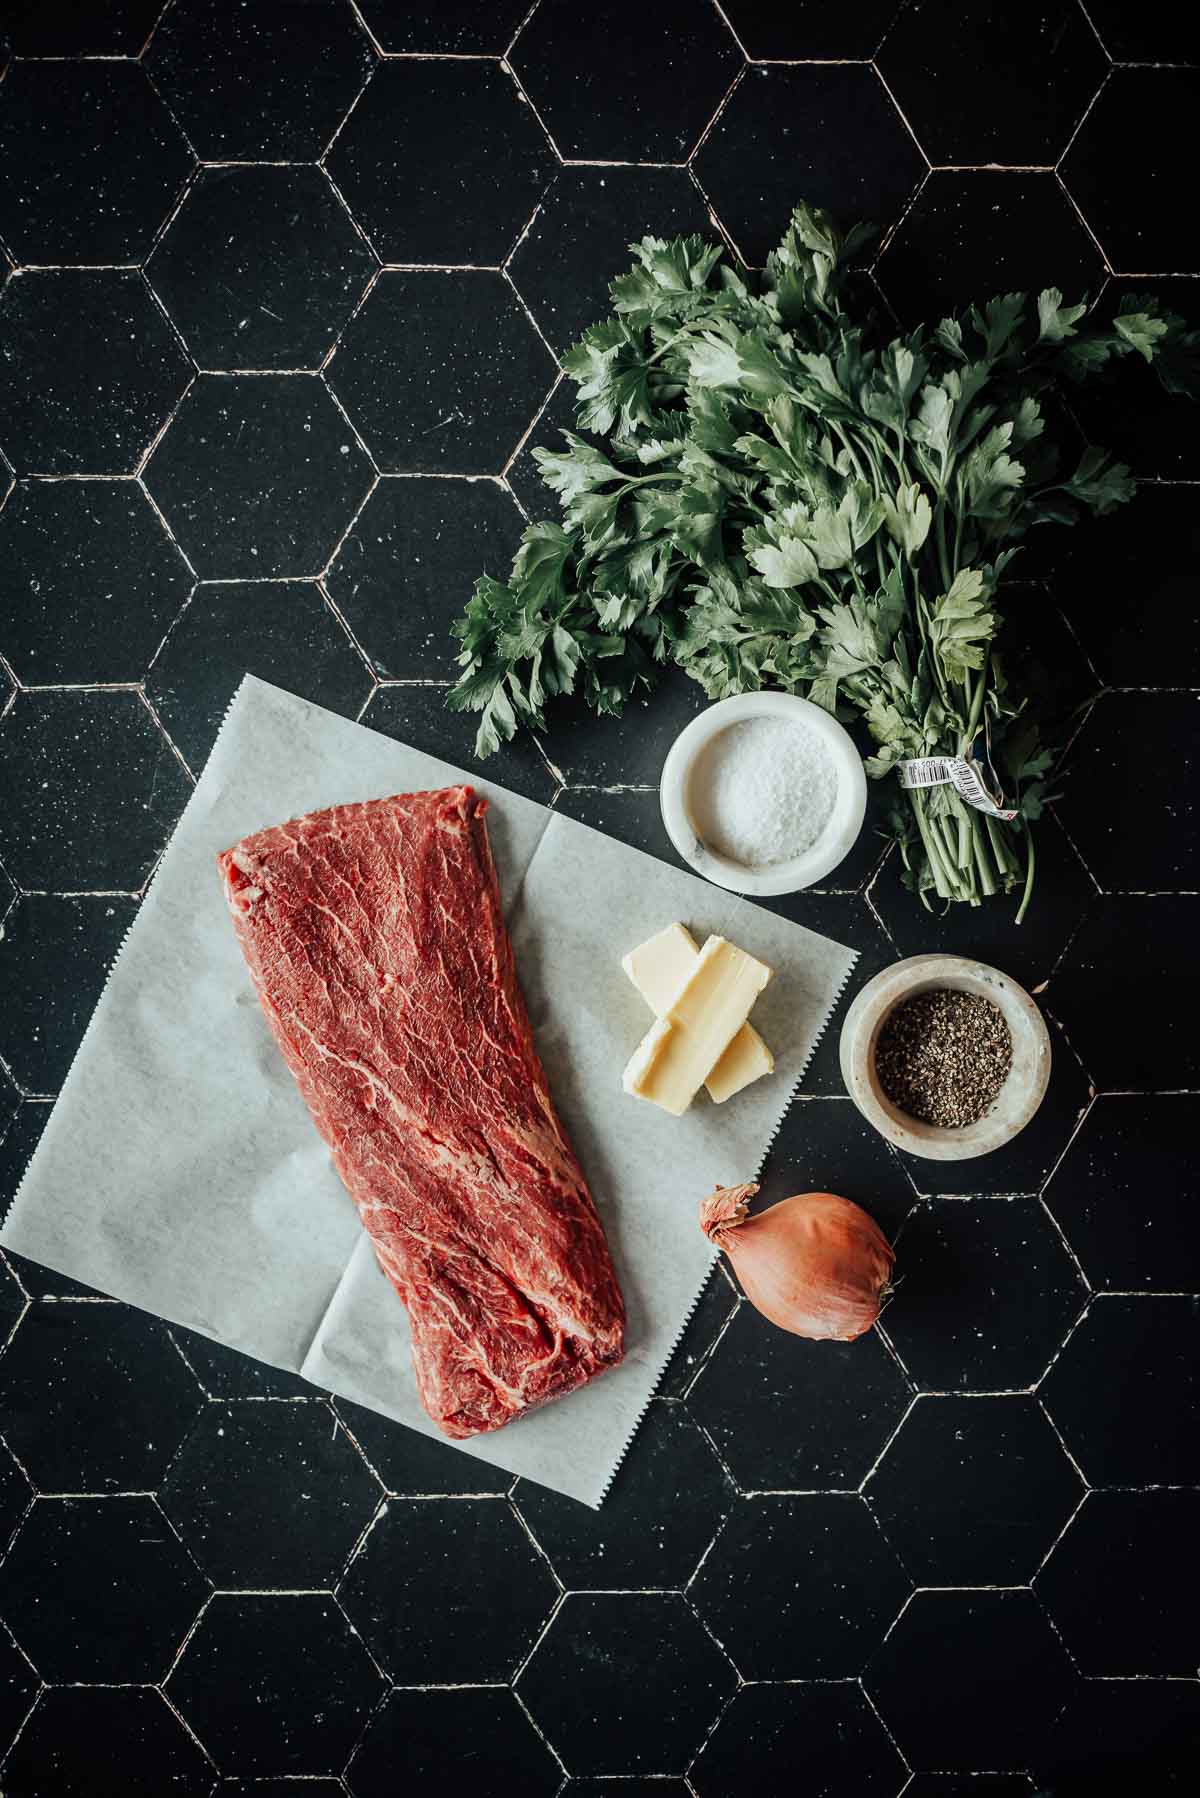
[700,1184,894,1341]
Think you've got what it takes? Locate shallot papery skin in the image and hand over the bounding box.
[700,1184,894,1341]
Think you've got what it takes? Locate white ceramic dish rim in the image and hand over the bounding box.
[838,953,1053,1161]
[658,692,868,896]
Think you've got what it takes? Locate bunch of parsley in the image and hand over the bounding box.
[448,203,1198,915]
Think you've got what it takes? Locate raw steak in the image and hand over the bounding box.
[218,786,625,1437]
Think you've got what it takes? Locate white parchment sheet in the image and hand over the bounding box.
[2,677,857,1505]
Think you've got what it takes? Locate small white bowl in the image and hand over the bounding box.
[658,692,868,895]
[839,954,1052,1161]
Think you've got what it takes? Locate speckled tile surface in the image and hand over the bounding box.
[0,3,1197,1792]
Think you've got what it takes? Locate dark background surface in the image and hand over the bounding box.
[0,2,1198,1793]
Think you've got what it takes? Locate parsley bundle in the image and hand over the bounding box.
[449,204,1198,916]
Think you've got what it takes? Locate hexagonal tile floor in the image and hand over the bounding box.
[0,5,1197,1791]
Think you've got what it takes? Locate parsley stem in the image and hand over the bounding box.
[911,792,955,901]
[1015,822,1036,925]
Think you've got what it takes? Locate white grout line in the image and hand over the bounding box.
[868,61,931,171]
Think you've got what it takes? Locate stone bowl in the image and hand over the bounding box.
[838,953,1052,1161]
[658,691,867,896]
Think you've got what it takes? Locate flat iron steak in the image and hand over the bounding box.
[218,785,625,1437]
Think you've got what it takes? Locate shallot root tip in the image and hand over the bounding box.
[699,1182,759,1244]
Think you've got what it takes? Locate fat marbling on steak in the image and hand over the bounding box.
[218,786,625,1438]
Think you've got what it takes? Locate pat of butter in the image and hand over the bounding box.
[623,935,773,1117]
[622,923,774,1104]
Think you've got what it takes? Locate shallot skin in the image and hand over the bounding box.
[700,1185,894,1341]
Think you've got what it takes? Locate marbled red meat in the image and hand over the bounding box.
[218,786,625,1437]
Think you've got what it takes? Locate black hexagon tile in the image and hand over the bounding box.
[865,1394,1082,1586]
[517,1592,736,1777]
[886,1198,1086,1392]
[1043,1095,1200,1292]
[1049,896,1200,1090]
[4,0,162,55]
[6,1687,213,1798]
[168,1324,316,1401]
[146,0,374,162]
[333,1395,512,1495]
[364,685,558,807]
[1056,692,1197,891]
[327,60,553,268]
[657,1265,738,1400]
[877,0,1106,167]
[718,0,901,58]
[509,167,714,358]
[324,477,524,678]
[866,1589,1073,1772]
[0,897,135,1094]
[143,375,373,580]
[0,1438,32,1554]
[1036,1489,1200,1676]
[146,581,371,772]
[908,1017,1090,1201]
[0,690,190,892]
[337,1497,557,1684]
[514,1401,733,1590]
[691,1681,906,1798]
[688,1303,911,1491]
[0,270,191,476]
[347,1687,561,1798]
[757,1097,918,1242]
[326,271,556,475]
[871,814,1094,996]
[876,174,1103,324]
[0,1495,206,1682]
[691,1493,909,1679]
[354,0,529,54]
[1037,1674,1200,1795]
[0,479,192,685]
[147,166,375,373]
[1063,70,1200,274]
[1043,481,1200,675]
[160,1402,380,1589]
[7,1682,212,1798]
[167,1592,384,1777]
[1041,1295,1200,1485]
[509,0,740,165]
[0,62,192,268]
[694,65,924,270]
[0,1301,202,1492]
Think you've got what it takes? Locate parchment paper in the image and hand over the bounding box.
[2,677,857,1506]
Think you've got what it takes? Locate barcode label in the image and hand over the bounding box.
[898,755,1018,821]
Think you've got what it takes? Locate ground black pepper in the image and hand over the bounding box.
[875,988,1013,1128]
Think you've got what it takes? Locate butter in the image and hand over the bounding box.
[623,923,774,1104]
[623,935,773,1116]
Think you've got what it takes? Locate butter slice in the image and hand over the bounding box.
[622,923,774,1104]
[623,935,773,1117]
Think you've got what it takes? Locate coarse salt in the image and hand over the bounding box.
[691,717,838,866]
